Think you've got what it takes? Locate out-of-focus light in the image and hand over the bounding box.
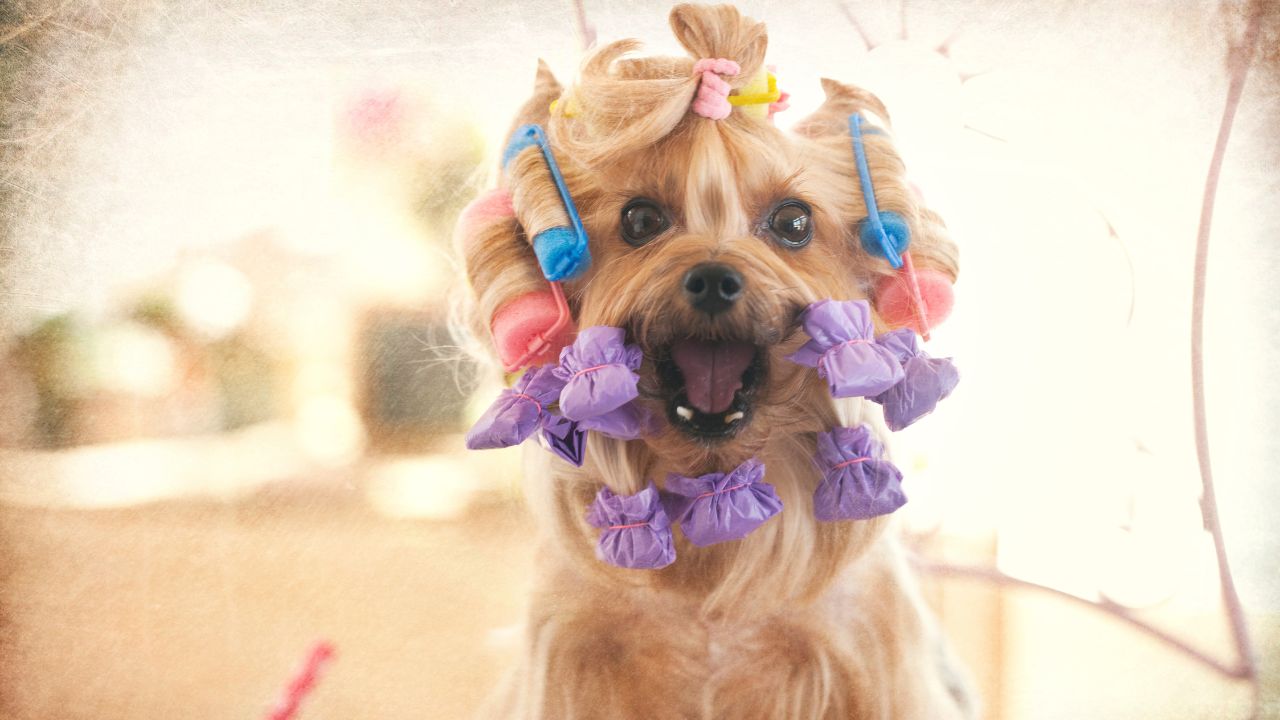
[292,362,350,407]
[485,623,522,650]
[92,322,177,397]
[175,260,253,339]
[0,422,308,509]
[463,376,506,426]
[365,455,475,520]
[295,395,365,466]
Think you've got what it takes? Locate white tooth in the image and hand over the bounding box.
[725,411,745,423]
[676,406,694,420]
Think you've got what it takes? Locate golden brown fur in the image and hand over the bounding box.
[456,5,971,718]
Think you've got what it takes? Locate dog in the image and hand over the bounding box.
[455,5,972,718]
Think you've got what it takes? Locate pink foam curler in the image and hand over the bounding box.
[457,188,515,248]
[874,259,954,339]
[491,283,576,371]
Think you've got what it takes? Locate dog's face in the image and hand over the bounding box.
[467,6,956,477]
[567,121,862,469]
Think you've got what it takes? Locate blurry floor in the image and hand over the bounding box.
[0,470,1275,720]
[0,481,535,720]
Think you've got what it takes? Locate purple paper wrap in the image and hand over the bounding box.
[554,326,643,421]
[585,482,676,569]
[575,401,654,441]
[785,300,904,398]
[465,365,566,450]
[872,328,919,363]
[540,414,586,466]
[663,458,783,547]
[870,329,960,431]
[812,425,905,521]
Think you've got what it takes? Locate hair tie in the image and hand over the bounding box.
[691,58,740,120]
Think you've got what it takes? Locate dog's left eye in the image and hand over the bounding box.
[766,200,813,248]
[620,198,670,246]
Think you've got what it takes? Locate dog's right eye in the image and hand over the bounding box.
[620,199,670,246]
[766,200,813,249]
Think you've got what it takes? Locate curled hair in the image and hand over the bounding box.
[549,3,768,167]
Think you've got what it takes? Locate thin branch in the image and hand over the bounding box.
[962,124,1007,143]
[1096,210,1136,327]
[916,560,1252,681]
[1189,0,1264,704]
[568,0,596,52]
[833,1,874,51]
[935,27,963,57]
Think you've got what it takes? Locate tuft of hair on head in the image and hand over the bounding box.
[545,3,770,168]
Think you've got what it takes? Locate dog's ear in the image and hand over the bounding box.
[503,59,565,151]
[793,78,959,331]
[455,61,569,364]
[792,78,890,141]
[458,60,586,369]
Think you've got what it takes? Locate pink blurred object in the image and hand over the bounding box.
[768,90,790,119]
[492,285,576,371]
[343,88,405,145]
[264,641,335,720]
[874,264,954,337]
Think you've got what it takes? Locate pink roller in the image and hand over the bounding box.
[457,188,515,248]
[874,265,954,338]
[492,285,576,371]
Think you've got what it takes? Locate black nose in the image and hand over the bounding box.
[683,263,744,315]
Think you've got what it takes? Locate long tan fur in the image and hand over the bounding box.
[457,5,972,718]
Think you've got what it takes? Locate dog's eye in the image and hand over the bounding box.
[620,198,670,246]
[766,200,813,248]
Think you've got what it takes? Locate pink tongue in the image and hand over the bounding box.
[670,339,756,415]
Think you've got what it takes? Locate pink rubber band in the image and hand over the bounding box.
[609,521,650,530]
[695,482,748,500]
[571,363,614,379]
[510,393,544,412]
[691,58,740,120]
[832,457,871,471]
[823,337,873,361]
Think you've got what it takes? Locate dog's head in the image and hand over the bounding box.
[461,3,958,474]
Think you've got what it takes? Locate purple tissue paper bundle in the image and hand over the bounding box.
[540,414,586,466]
[465,365,565,450]
[870,328,959,431]
[663,458,783,546]
[812,425,906,521]
[586,482,677,569]
[786,300,904,398]
[554,326,642,420]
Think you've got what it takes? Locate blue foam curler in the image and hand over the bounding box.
[848,113,909,269]
[501,131,540,169]
[532,226,584,282]
[502,124,591,281]
[857,210,910,264]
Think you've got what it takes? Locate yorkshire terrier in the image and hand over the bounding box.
[455,4,972,718]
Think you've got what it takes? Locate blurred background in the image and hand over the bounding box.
[1,0,1277,718]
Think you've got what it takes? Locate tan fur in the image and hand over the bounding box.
[457,5,972,718]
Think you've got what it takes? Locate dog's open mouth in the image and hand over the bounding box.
[655,338,764,440]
